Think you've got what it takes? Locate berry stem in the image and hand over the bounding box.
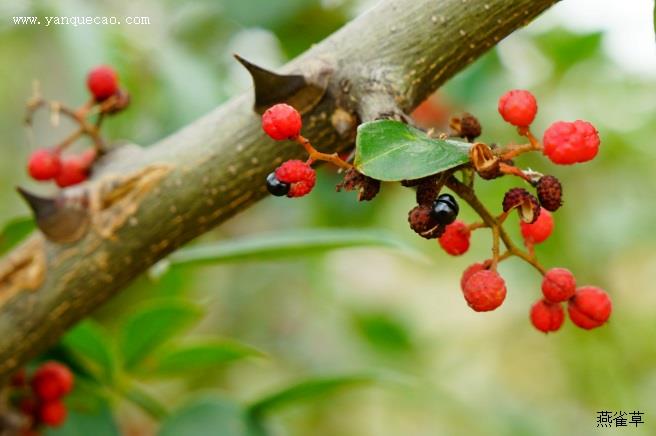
[446,176,546,275]
[295,135,353,170]
[499,162,531,182]
[53,128,84,152]
[518,126,542,149]
[491,223,501,270]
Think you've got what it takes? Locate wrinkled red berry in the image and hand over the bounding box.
[31,361,74,402]
[55,155,91,188]
[541,268,576,303]
[262,104,302,140]
[530,299,564,333]
[274,160,316,198]
[568,286,612,329]
[462,270,506,312]
[39,400,67,427]
[520,208,553,244]
[87,65,119,101]
[497,90,537,127]
[460,262,487,290]
[28,148,61,181]
[438,220,470,256]
[542,120,600,165]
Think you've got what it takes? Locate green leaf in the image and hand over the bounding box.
[167,228,425,266]
[248,374,380,416]
[0,217,35,255]
[119,299,203,370]
[146,339,264,376]
[354,120,471,181]
[352,311,415,355]
[61,321,118,383]
[159,396,250,436]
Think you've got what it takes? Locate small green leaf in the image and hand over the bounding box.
[352,311,415,355]
[354,120,471,181]
[119,299,203,370]
[167,228,425,266]
[248,374,380,416]
[159,396,250,436]
[61,321,118,383]
[146,339,264,376]
[0,217,35,255]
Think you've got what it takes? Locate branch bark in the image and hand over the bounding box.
[0,0,557,380]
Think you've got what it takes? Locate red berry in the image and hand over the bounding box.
[31,361,74,402]
[497,90,538,127]
[542,120,600,165]
[274,160,316,198]
[460,262,487,290]
[39,400,67,427]
[530,299,564,333]
[55,154,92,188]
[87,65,119,101]
[568,286,612,330]
[462,270,506,312]
[438,220,470,256]
[520,208,553,244]
[541,268,576,303]
[27,148,61,181]
[262,104,302,141]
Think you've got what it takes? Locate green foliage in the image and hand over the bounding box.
[351,311,416,355]
[354,120,471,181]
[167,228,424,266]
[158,396,253,436]
[248,374,380,417]
[62,321,118,383]
[0,217,34,255]
[119,300,203,370]
[144,339,264,376]
[45,406,120,436]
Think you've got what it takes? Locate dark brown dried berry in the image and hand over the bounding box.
[336,168,380,201]
[502,188,541,223]
[455,113,482,141]
[408,205,443,239]
[536,175,562,212]
[400,174,436,188]
[416,180,439,206]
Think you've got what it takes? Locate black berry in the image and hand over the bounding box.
[431,194,459,225]
[266,172,290,197]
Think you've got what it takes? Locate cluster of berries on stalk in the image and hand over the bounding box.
[262,103,379,200]
[260,88,611,333]
[25,65,128,188]
[8,361,74,432]
[436,89,610,332]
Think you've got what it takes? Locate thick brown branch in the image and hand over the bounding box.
[0,0,557,380]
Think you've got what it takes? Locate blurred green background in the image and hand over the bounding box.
[1,0,655,435]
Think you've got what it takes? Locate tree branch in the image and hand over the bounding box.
[0,0,557,380]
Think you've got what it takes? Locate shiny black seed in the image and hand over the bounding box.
[266,172,290,197]
[431,195,459,225]
[436,193,459,214]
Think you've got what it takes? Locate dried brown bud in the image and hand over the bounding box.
[536,175,563,212]
[470,142,500,180]
[450,112,482,141]
[336,168,380,201]
[104,89,130,115]
[502,188,541,223]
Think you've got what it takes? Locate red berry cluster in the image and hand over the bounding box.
[9,361,74,432]
[531,268,612,333]
[257,90,610,334]
[25,65,129,188]
[261,103,359,199]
